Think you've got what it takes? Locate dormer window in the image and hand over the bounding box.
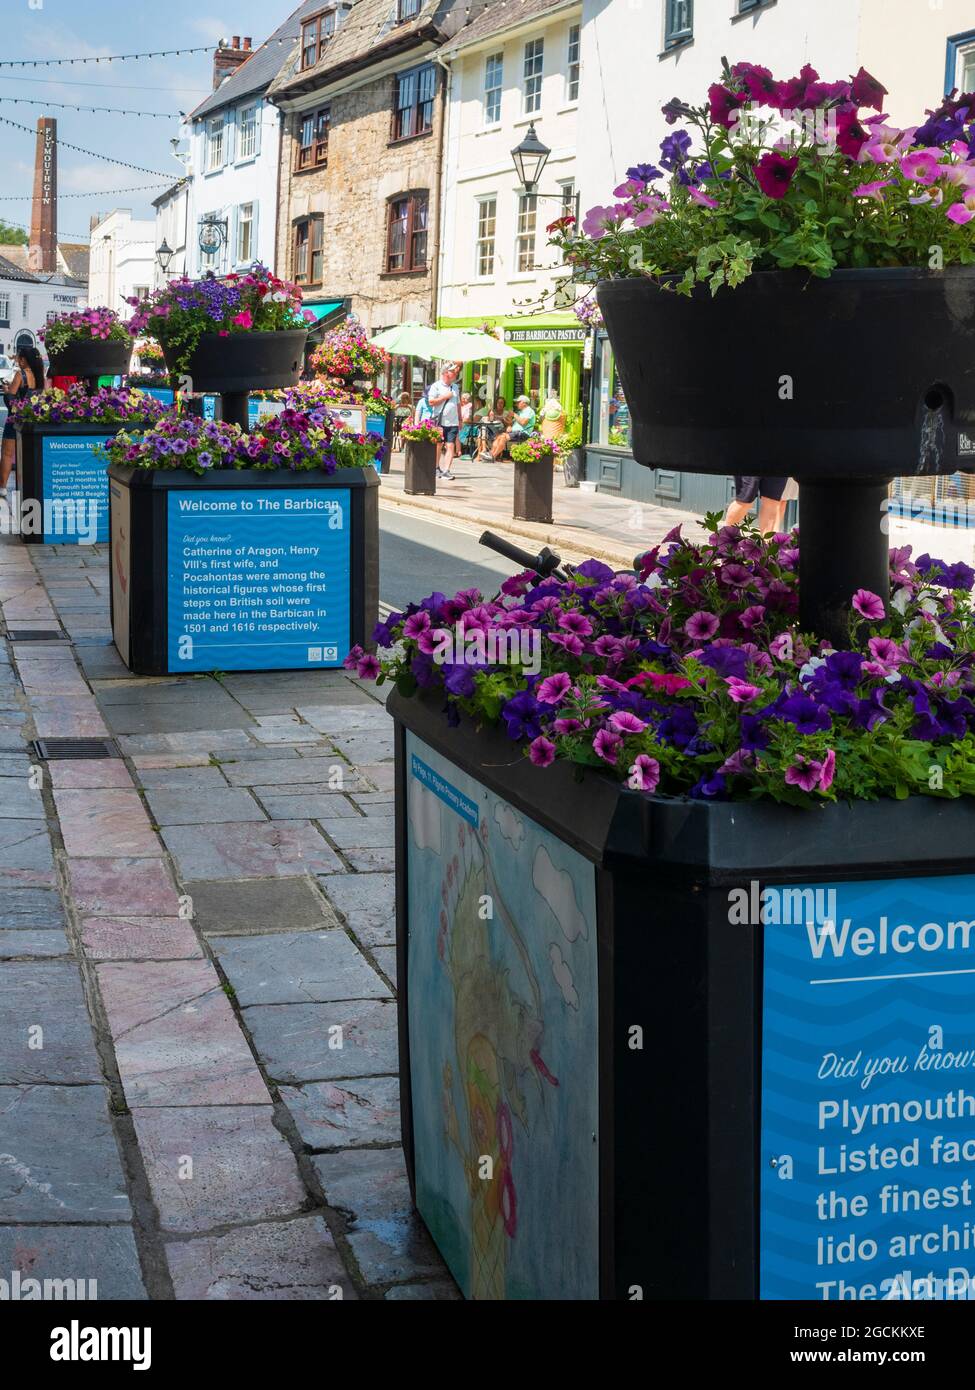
[397,0,421,22]
[301,8,337,70]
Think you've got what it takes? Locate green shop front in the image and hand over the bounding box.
[439,316,584,419]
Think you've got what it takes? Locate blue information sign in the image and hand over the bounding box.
[166,488,351,671]
[200,396,282,425]
[761,874,975,1301]
[140,387,175,405]
[40,436,110,543]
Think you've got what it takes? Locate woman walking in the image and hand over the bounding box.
[1,346,45,490]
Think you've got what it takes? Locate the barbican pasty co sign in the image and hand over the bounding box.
[503,327,584,344]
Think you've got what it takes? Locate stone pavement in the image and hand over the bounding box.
[0,534,458,1301]
[379,449,701,567]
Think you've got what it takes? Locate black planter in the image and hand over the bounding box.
[108,463,378,676]
[513,453,554,523]
[161,329,308,396]
[598,268,975,645]
[390,689,975,1300]
[15,420,154,546]
[404,440,437,495]
[47,338,132,384]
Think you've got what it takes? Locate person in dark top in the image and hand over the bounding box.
[1,346,45,489]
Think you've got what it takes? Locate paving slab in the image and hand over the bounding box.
[372,946,397,987]
[213,930,390,1007]
[0,929,71,957]
[243,998,399,1084]
[250,716,323,744]
[79,917,203,962]
[0,1085,131,1222]
[222,758,345,787]
[280,1077,401,1151]
[119,730,254,754]
[136,766,229,790]
[66,857,183,917]
[0,887,64,929]
[45,761,134,790]
[165,1216,355,1300]
[384,1281,461,1300]
[311,1147,444,1286]
[330,733,395,765]
[132,1105,307,1233]
[0,963,102,1083]
[318,873,396,948]
[320,816,395,849]
[256,793,359,821]
[30,698,110,738]
[187,878,337,936]
[143,787,265,826]
[0,821,55,877]
[54,788,160,857]
[99,700,256,736]
[162,821,343,881]
[97,960,270,1107]
[0,1225,147,1300]
[0,776,46,820]
[295,704,393,735]
[340,847,396,873]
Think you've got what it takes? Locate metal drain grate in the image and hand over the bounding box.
[8,630,68,642]
[32,737,121,761]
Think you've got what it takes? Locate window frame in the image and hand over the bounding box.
[484,52,503,126]
[301,8,337,71]
[566,24,580,104]
[514,192,538,274]
[293,215,324,287]
[205,114,225,172]
[664,0,694,49]
[0,293,10,327]
[396,0,421,21]
[475,194,497,279]
[391,62,437,143]
[237,102,258,162]
[236,202,255,264]
[523,37,544,116]
[385,190,429,275]
[295,106,330,171]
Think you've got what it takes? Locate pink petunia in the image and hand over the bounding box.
[609,710,647,734]
[947,203,973,224]
[558,610,593,636]
[785,757,824,793]
[553,717,584,734]
[853,180,892,201]
[402,610,431,639]
[819,749,836,792]
[738,605,766,630]
[684,611,720,640]
[537,672,573,705]
[592,729,622,765]
[852,588,886,621]
[688,188,719,209]
[627,754,660,793]
[529,736,556,767]
[724,677,762,704]
[357,654,381,680]
[900,149,943,185]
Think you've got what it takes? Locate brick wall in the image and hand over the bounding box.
[276,67,445,331]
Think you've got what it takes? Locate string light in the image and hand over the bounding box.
[0,45,217,69]
[0,113,173,176]
[0,96,185,120]
[0,182,171,201]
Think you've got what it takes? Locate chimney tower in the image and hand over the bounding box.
[28,116,57,275]
[212,37,252,89]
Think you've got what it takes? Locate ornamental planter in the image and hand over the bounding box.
[161,330,308,430]
[513,453,554,523]
[404,440,438,495]
[391,688,975,1301]
[47,339,132,388]
[108,463,378,676]
[15,420,155,545]
[597,267,975,644]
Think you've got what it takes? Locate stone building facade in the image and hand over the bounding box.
[269,0,488,339]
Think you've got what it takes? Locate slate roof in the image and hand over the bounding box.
[58,243,90,280]
[270,0,488,98]
[446,0,576,51]
[189,1,327,121]
[0,245,30,273]
[0,251,39,283]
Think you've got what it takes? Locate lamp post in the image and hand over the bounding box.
[510,123,551,195]
[156,239,174,279]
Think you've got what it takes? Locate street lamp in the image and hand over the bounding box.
[511,123,551,195]
[156,239,174,276]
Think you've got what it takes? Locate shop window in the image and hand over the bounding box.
[392,64,436,141]
[523,38,544,115]
[294,217,324,286]
[595,337,632,449]
[296,107,330,170]
[386,191,428,273]
[475,196,497,278]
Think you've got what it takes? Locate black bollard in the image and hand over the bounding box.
[797,476,890,648]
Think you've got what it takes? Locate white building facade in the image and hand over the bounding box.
[0,257,83,358]
[438,0,583,416]
[151,181,190,289]
[576,0,975,508]
[87,210,154,313]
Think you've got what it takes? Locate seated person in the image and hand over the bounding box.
[491,394,537,460]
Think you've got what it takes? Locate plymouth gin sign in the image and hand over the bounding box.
[760,874,975,1301]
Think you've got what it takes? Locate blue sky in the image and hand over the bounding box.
[0,0,292,242]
